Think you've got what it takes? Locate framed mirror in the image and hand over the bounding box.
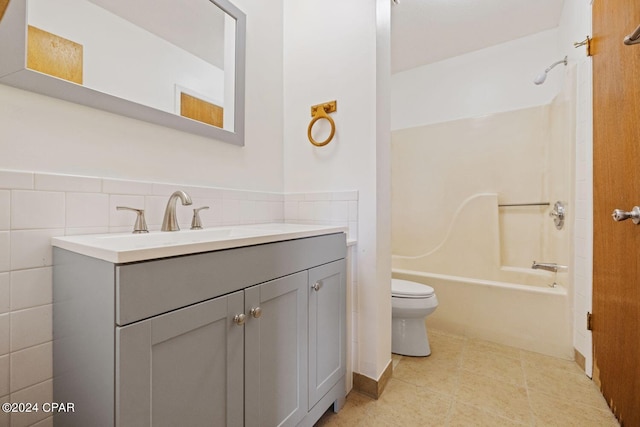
[0,0,246,145]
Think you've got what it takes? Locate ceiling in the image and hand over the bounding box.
[391,0,565,74]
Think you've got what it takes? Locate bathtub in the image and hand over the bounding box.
[392,267,573,359]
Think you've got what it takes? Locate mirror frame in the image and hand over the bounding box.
[0,0,246,146]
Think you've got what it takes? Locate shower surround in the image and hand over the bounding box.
[391,74,576,358]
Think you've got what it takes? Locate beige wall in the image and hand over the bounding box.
[392,105,550,266]
[392,85,576,284]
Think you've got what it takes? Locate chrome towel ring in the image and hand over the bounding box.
[308,100,337,147]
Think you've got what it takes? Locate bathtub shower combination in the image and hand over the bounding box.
[392,194,572,359]
[391,73,576,359]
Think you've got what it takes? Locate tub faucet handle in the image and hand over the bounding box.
[190,206,209,230]
[549,201,566,230]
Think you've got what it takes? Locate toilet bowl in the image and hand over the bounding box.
[391,278,438,357]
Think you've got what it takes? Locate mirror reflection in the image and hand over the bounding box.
[26,0,236,130]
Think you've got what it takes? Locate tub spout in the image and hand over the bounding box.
[531,261,568,273]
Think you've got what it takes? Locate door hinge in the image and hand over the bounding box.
[587,312,593,331]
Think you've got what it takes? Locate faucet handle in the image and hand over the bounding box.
[116,206,149,234]
[190,206,210,230]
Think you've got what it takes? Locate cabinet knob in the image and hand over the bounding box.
[312,282,322,291]
[250,307,262,318]
[233,313,246,325]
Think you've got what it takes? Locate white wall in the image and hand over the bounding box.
[283,0,392,381]
[391,29,562,130]
[0,0,284,192]
[558,0,594,376]
[0,1,285,424]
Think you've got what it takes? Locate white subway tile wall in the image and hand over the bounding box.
[0,233,10,273]
[10,269,52,312]
[0,274,9,314]
[10,343,51,394]
[0,168,358,426]
[0,354,8,397]
[0,315,9,355]
[0,192,10,230]
[10,305,52,353]
[283,192,359,241]
[9,380,52,427]
[11,192,65,230]
[65,193,109,228]
[10,230,64,271]
[0,392,8,426]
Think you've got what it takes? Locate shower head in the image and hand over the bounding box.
[533,56,568,85]
[533,72,548,85]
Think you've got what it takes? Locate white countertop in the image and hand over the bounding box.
[52,223,348,264]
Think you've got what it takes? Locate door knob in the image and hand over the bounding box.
[612,206,640,224]
[250,307,262,318]
[312,282,322,291]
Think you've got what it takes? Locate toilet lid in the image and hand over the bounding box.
[392,279,435,298]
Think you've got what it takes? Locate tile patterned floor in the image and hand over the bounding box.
[316,330,619,427]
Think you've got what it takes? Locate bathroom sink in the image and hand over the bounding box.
[52,223,347,263]
[94,227,273,245]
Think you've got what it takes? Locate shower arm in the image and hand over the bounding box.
[545,56,568,73]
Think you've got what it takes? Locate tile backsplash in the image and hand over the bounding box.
[0,168,358,427]
[284,191,358,241]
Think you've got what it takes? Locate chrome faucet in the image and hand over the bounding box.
[161,190,193,231]
[531,261,568,273]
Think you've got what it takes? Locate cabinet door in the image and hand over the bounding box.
[116,291,244,427]
[308,259,346,409]
[244,271,308,427]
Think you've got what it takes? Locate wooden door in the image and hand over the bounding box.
[244,271,308,427]
[308,259,346,409]
[116,292,245,427]
[593,0,640,425]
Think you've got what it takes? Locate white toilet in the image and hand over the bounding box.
[391,278,438,357]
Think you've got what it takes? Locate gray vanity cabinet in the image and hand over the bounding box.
[308,260,346,410]
[53,233,347,427]
[116,291,245,427]
[244,271,308,427]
